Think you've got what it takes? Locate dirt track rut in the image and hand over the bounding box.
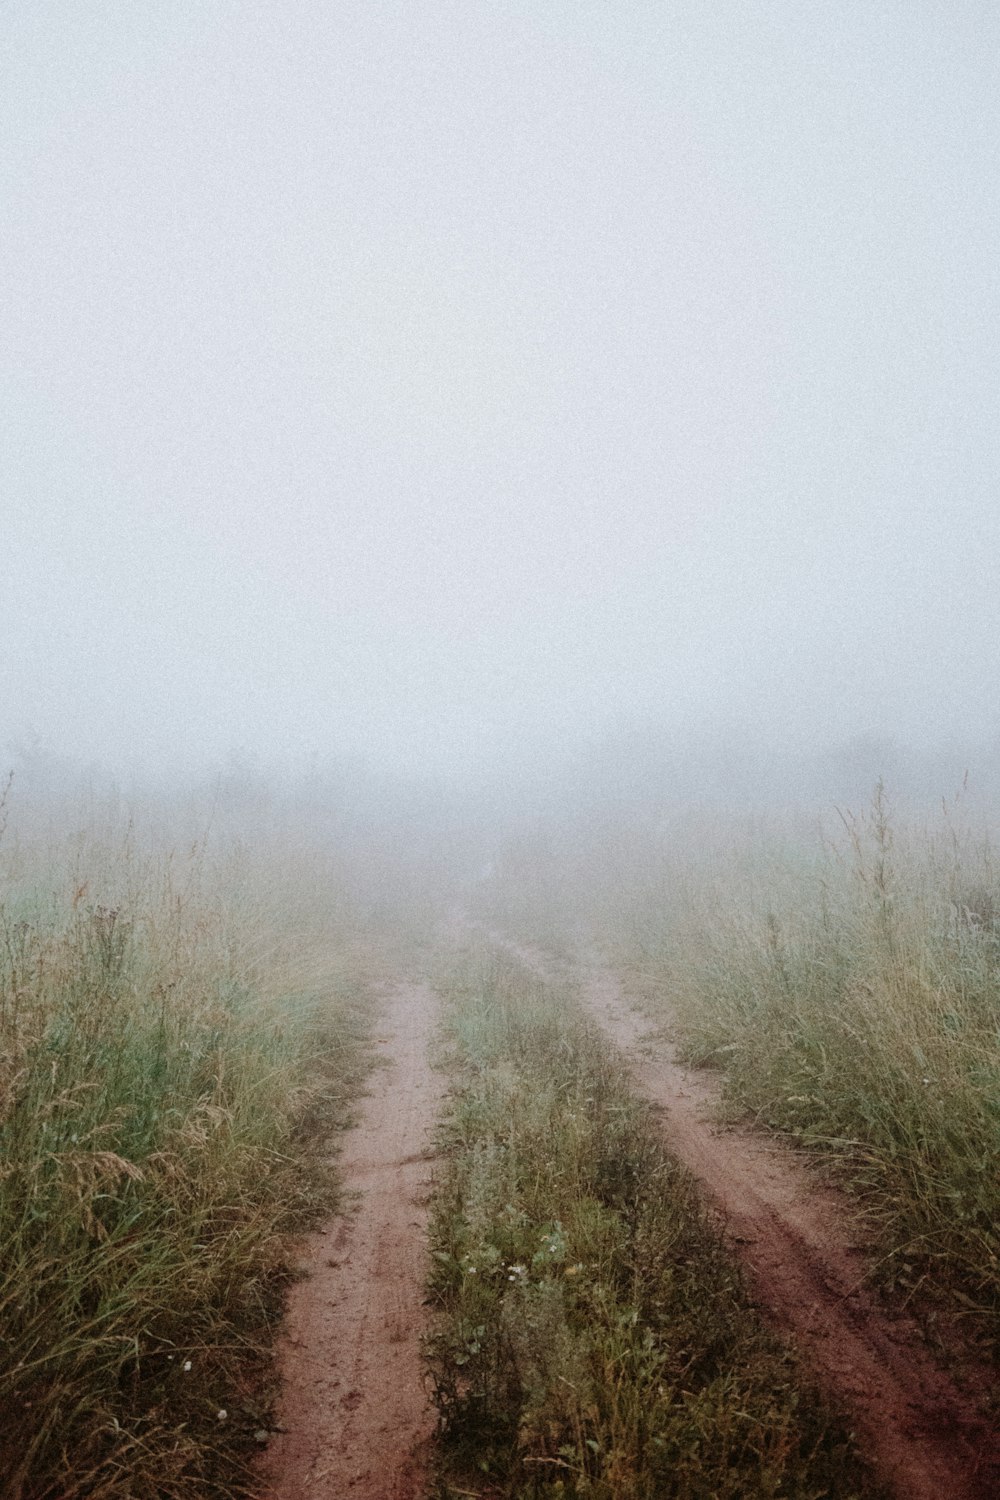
[259,979,441,1500]
[581,961,1000,1500]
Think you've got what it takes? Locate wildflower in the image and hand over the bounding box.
[216,1409,228,1422]
[182,1360,192,1373]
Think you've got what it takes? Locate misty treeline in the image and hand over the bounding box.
[4,728,996,908]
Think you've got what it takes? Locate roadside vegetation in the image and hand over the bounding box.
[0,784,374,1499]
[426,943,879,1499]
[604,786,1000,1351]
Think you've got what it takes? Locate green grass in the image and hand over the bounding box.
[426,945,879,1499]
[0,818,374,1499]
[608,788,1000,1351]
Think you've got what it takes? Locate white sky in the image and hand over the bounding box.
[2,2,998,778]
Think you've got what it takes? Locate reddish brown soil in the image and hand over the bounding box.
[258,979,442,1500]
[579,960,1000,1500]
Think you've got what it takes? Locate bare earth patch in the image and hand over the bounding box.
[259,979,442,1500]
[581,961,1000,1500]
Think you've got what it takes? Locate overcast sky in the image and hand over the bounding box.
[3,2,998,780]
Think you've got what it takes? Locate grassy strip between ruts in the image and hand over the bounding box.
[425,945,882,1500]
[0,833,375,1500]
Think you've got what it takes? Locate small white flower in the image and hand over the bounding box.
[182,1360,192,1373]
[216,1409,228,1422]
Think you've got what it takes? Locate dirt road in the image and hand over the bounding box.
[259,979,442,1500]
[581,961,1000,1500]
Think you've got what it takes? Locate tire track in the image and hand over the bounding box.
[259,979,442,1500]
[579,960,1000,1500]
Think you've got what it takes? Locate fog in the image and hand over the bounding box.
[3,3,999,792]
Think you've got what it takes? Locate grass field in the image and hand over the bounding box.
[6,766,999,1496]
